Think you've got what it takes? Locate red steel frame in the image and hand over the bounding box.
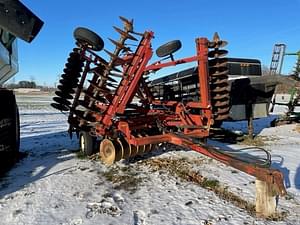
[78,30,286,196]
[91,31,213,138]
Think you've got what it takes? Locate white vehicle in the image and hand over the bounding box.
[0,0,43,171]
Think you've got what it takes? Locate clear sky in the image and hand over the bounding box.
[14,0,300,86]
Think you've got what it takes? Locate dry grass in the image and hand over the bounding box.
[140,157,256,215]
[239,136,266,146]
[275,83,294,94]
[97,155,287,220]
[102,166,144,193]
[293,124,300,133]
[76,150,87,159]
[238,135,278,147]
[139,157,287,220]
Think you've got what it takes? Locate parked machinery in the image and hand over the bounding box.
[52,17,286,196]
[269,45,300,125]
[0,0,43,171]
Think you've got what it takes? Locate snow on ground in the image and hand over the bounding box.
[0,94,299,225]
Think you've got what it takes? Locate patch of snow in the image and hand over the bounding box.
[0,95,299,224]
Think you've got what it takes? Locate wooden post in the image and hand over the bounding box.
[246,103,254,139]
[247,114,253,139]
[255,179,277,217]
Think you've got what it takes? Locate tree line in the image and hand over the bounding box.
[5,80,37,89]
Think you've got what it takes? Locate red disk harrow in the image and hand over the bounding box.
[52,17,286,196]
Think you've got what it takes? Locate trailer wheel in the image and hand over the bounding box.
[79,131,95,156]
[156,40,182,58]
[73,27,104,51]
[0,90,20,172]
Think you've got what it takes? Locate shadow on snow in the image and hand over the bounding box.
[295,164,300,190]
[0,131,78,198]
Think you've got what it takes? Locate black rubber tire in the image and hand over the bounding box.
[0,90,20,173]
[79,131,95,156]
[73,27,104,51]
[156,40,182,58]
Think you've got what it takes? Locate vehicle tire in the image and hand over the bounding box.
[0,90,20,172]
[156,40,182,58]
[73,27,104,51]
[79,131,95,156]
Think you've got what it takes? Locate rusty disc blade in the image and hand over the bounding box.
[59,78,79,86]
[87,80,112,94]
[212,93,230,100]
[61,73,73,80]
[119,16,133,26]
[150,144,156,152]
[67,57,81,65]
[210,77,228,85]
[65,61,84,69]
[69,50,81,58]
[215,106,230,114]
[51,103,69,111]
[130,145,139,157]
[214,113,229,121]
[73,110,97,123]
[136,134,146,155]
[87,79,106,89]
[113,26,138,41]
[209,66,228,74]
[114,138,124,162]
[212,32,220,42]
[89,67,104,75]
[144,144,152,153]
[208,49,228,58]
[208,58,228,68]
[57,84,75,94]
[210,69,229,77]
[104,49,124,62]
[92,71,118,83]
[137,145,146,155]
[211,99,230,107]
[63,69,82,77]
[208,40,228,49]
[91,69,118,83]
[119,137,131,159]
[106,82,118,88]
[68,116,80,126]
[108,38,125,49]
[106,76,117,83]
[72,109,84,118]
[210,86,230,93]
[83,90,107,103]
[210,81,229,88]
[77,99,99,112]
[53,97,71,106]
[55,90,73,100]
[100,139,116,165]
[108,72,124,78]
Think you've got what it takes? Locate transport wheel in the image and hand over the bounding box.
[156,40,182,57]
[79,131,95,156]
[0,90,20,172]
[73,27,104,51]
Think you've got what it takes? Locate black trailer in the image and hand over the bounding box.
[151,58,277,121]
